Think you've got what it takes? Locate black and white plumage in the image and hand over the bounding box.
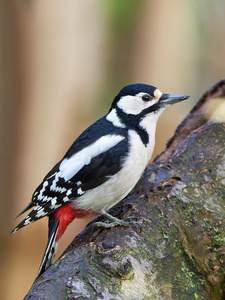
[12,83,189,279]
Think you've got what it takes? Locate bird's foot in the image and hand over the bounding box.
[94,218,137,228]
[94,210,138,229]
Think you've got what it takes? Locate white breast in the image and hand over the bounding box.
[74,127,156,213]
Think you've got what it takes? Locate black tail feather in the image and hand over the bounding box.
[13,202,34,220]
[35,219,59,280]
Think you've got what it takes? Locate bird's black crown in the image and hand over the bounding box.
[110,83,157,109]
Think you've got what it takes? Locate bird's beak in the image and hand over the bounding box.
[159,93,189,105]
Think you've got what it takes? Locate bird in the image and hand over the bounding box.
[12,83,189,279]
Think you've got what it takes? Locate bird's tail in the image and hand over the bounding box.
[35,204,91,280]
[35,217,59,280]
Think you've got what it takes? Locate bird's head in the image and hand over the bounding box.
[107,84,189,138]
[110,83,189,116]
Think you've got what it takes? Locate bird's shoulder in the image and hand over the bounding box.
[64,116,128,159]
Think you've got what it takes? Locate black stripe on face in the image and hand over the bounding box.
[115,107,151,146]
[137,101,161,118]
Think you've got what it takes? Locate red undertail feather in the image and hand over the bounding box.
[54,204,92,240]
[36,204,92,279]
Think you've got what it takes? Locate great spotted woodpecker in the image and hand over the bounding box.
[12,84,189,279]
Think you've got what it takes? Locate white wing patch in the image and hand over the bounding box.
[59,134,125,181]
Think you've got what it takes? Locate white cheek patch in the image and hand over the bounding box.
[117,95,142,114]
[117,95,144,115]
[59,134,125,181]
[153,89,163,101]
[117,93,161,115]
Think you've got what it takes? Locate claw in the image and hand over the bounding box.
[93,211,139,229]
[94,210,140,228]
[125,216,137,222]
[94,219,130,228]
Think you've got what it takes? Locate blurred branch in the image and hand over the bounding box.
[25,80,225,299]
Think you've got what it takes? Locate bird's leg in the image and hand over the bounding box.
[94,209,137,228]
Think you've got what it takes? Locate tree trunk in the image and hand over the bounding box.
[25,80,225,300]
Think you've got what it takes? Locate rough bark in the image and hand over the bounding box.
[25,80,225,300]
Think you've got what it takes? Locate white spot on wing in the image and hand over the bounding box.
[51,197,57,208]
[59,134,125,181]
[66,189,72,196]
[37,181,48,200]
[77,187,84,195]
[24,216,31,226]
[63,196,69,202]
[43,196,52,202]
[50,173,67,193]
[35,207,46,218]
[51,204,61,210]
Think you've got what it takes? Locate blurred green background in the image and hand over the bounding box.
[1,0,225,299]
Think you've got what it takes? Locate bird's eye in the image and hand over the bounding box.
[142,94,151,101]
